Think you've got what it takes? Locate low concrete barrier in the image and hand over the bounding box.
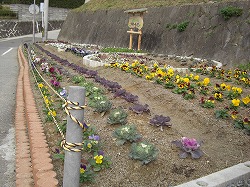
[175,161,250,187]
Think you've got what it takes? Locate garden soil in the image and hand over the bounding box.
[31,44,250,187]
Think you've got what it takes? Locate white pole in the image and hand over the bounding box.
[63,86,85,187]
[44,0,49,40]
[32,0,36,43]
[40,2,45,41]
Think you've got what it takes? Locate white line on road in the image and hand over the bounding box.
[1,48,13,56]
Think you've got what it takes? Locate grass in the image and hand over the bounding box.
[74,0,242,12]
[100,47,145,53]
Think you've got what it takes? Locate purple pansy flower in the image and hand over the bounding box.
[89,134,100,141]
[60,87,67,98]
[80,164,87,170]
[98,150,104,156]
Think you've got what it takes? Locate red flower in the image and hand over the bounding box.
[49,67,55,73]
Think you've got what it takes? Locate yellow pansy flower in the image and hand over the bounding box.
[203,78,210,86]
[231,114,237,120]
[80,168,85,174]
[193,75,199,81]
[153,63,158,68]
[87,143,92,149]
[94,155,103,164]
[45,98,50,105]
[232,99,240,107]
[220,83,227,90]
[51,110,56,117]
[236,87,242,94]
[242,96,250,105]
[183,77,190,83]
[232,87,240,93]
[168,68,174,73]
[38,83,43,88]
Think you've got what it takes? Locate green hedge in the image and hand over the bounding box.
[0,9,17,17]
[1,0,85,9]
[0,5,17,17]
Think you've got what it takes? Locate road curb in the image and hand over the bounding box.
[15,46,58,187]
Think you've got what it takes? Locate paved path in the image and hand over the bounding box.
[0,30,59,187]
[0,35,19,187]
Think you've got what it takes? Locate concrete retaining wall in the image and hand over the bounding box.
[8,4,69,21]
[58,1,250,66]
[0,20,63,38]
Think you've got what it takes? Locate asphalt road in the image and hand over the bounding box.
[0,30,60,187]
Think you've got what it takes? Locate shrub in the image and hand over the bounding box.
[177,21,189,32]
[220,6,243,20]
[0,8,17,18]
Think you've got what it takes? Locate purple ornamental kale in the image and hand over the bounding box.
[149,115,171,127]
[172,137,203,159]
[106,81,122,90]
[113,89,127,98]
[86,70,98,77]
[129,104,150,114]
[123,93,138,103]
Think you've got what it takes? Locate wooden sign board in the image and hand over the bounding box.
[128,16,143,30]
[125,8,148,50]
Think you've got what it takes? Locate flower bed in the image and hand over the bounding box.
[26,42,250,187]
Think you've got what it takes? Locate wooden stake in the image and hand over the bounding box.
[138,30,142,51]
[129,29,133,49]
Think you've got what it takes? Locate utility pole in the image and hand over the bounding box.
[44,0,49,40]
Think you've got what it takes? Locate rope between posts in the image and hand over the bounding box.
[27,45,89,152]
[64,100,87,130]
[61,100,89,152]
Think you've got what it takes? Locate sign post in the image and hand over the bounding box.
[125,8,147,51]
[29,1,39,43]
[40,2,45,41]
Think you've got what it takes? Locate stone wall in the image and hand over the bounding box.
[58,1,250,66]
[9,4,69,21]
[0,20,63,38]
